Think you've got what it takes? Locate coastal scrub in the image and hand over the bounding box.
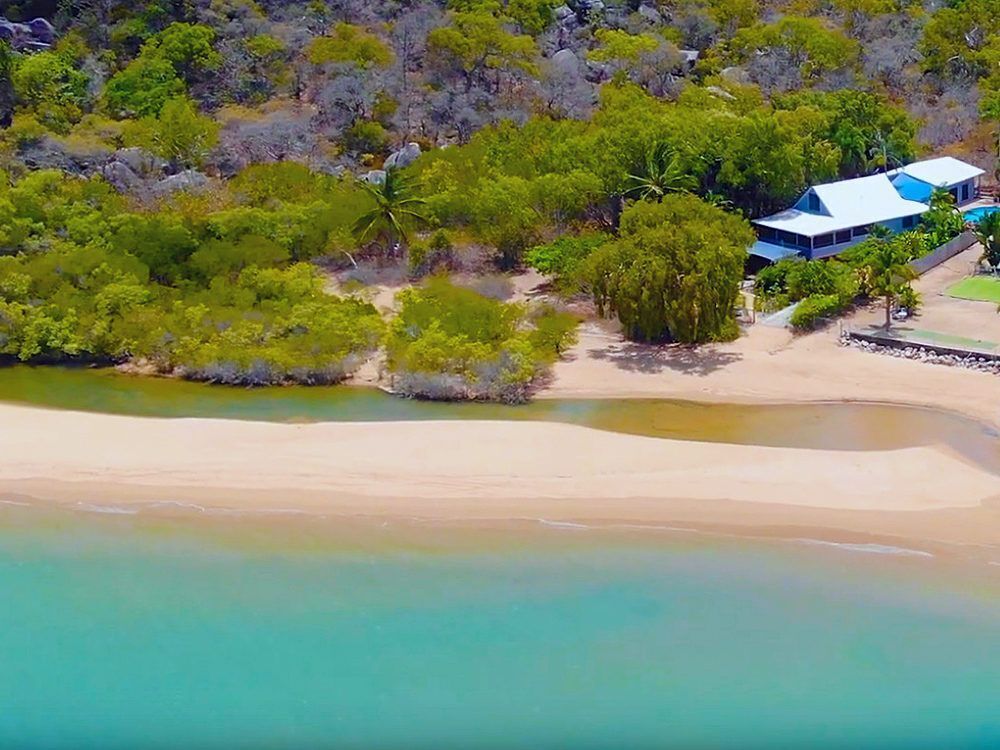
[385,278,577,402]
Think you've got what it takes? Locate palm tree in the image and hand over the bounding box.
[353,168,428,255]
[864,129,906,174]
[624,144,697,202]
[973,210,1000,270]
[921,186,964,245]
[861,237,918,330]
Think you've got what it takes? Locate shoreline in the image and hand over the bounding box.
[2,403,998,557]
[541,323,1000,431]
[2,488,999,569]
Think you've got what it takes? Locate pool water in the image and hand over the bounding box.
[962,206,1000,224]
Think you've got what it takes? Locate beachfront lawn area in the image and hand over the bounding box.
[946,276,1000,304]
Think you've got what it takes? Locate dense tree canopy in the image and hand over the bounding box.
[586,196,754,343]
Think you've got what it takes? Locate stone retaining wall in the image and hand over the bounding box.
[841,331,1000,375]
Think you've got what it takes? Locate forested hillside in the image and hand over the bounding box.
[0,0,997,397]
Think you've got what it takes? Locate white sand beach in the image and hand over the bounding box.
[2,403,998,552]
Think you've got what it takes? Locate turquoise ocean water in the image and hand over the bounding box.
[1,507,998,749]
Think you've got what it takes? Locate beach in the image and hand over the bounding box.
[3,294,1000,556]
[2,402,999,555]
[545,321,1000,430]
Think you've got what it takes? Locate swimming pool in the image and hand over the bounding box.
[962,205,1000,223]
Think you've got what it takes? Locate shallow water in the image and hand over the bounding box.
[1,365,999,472]
[0,507,998,749]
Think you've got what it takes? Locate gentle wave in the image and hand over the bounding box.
[535,518,591,530]
[74,502,140,516]
[794,538,934,558]
[147,500,210,512]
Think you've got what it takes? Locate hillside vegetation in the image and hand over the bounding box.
[0,0,996,398]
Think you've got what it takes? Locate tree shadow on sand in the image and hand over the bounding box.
[588,341,743,376]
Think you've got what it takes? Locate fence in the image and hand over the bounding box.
[908,230,977,275]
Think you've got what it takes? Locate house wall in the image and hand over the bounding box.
[804,215,920,259]
[952,178,977,206]
[758,213,924,261]
[793,189,825,213]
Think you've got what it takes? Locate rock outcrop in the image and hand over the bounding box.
[384,142,422,170]
[0,17,56,52]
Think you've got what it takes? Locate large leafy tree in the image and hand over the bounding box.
[920,0,1000,78]
[353,169,428,254]
[104,54,186,117]
[732,16,860,80]
[11,45,91,131]
[472,174,543,269]
[586,195,754,343]
[307,23,394,69]
[427,11,537,93]
[104,22,220,117]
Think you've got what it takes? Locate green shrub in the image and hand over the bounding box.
[525,233,608,292]
[408,230,457,277]
[789,294,845,330]
[897,285,921,312]
[754,259,795,300]
[345,120,389,155]
[385,277,576,402]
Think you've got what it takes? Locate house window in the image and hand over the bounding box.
[776,230,808,249]
[949,188,958,202]
[807,192,820,212]
[902,215,917,229]
[814,234,834,248]
[853,225,870,237]
[835,230,852,244]
[961,183,970,202]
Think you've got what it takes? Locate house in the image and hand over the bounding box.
[887,157,984,206]
[750,156,985,264]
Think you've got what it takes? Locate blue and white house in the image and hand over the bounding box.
[750,156,985,263]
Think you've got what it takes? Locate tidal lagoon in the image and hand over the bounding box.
[0,365,998,471]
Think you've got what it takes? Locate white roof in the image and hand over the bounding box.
[892,156,984,187]
[754,173,927,237]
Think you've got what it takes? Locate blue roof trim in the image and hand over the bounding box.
[750,241,799,262]
[890,172,934,203]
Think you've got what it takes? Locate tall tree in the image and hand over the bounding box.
[426,11,537,93]
[586,195,753,343]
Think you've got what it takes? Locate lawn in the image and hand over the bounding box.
[946,276,1000,304]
